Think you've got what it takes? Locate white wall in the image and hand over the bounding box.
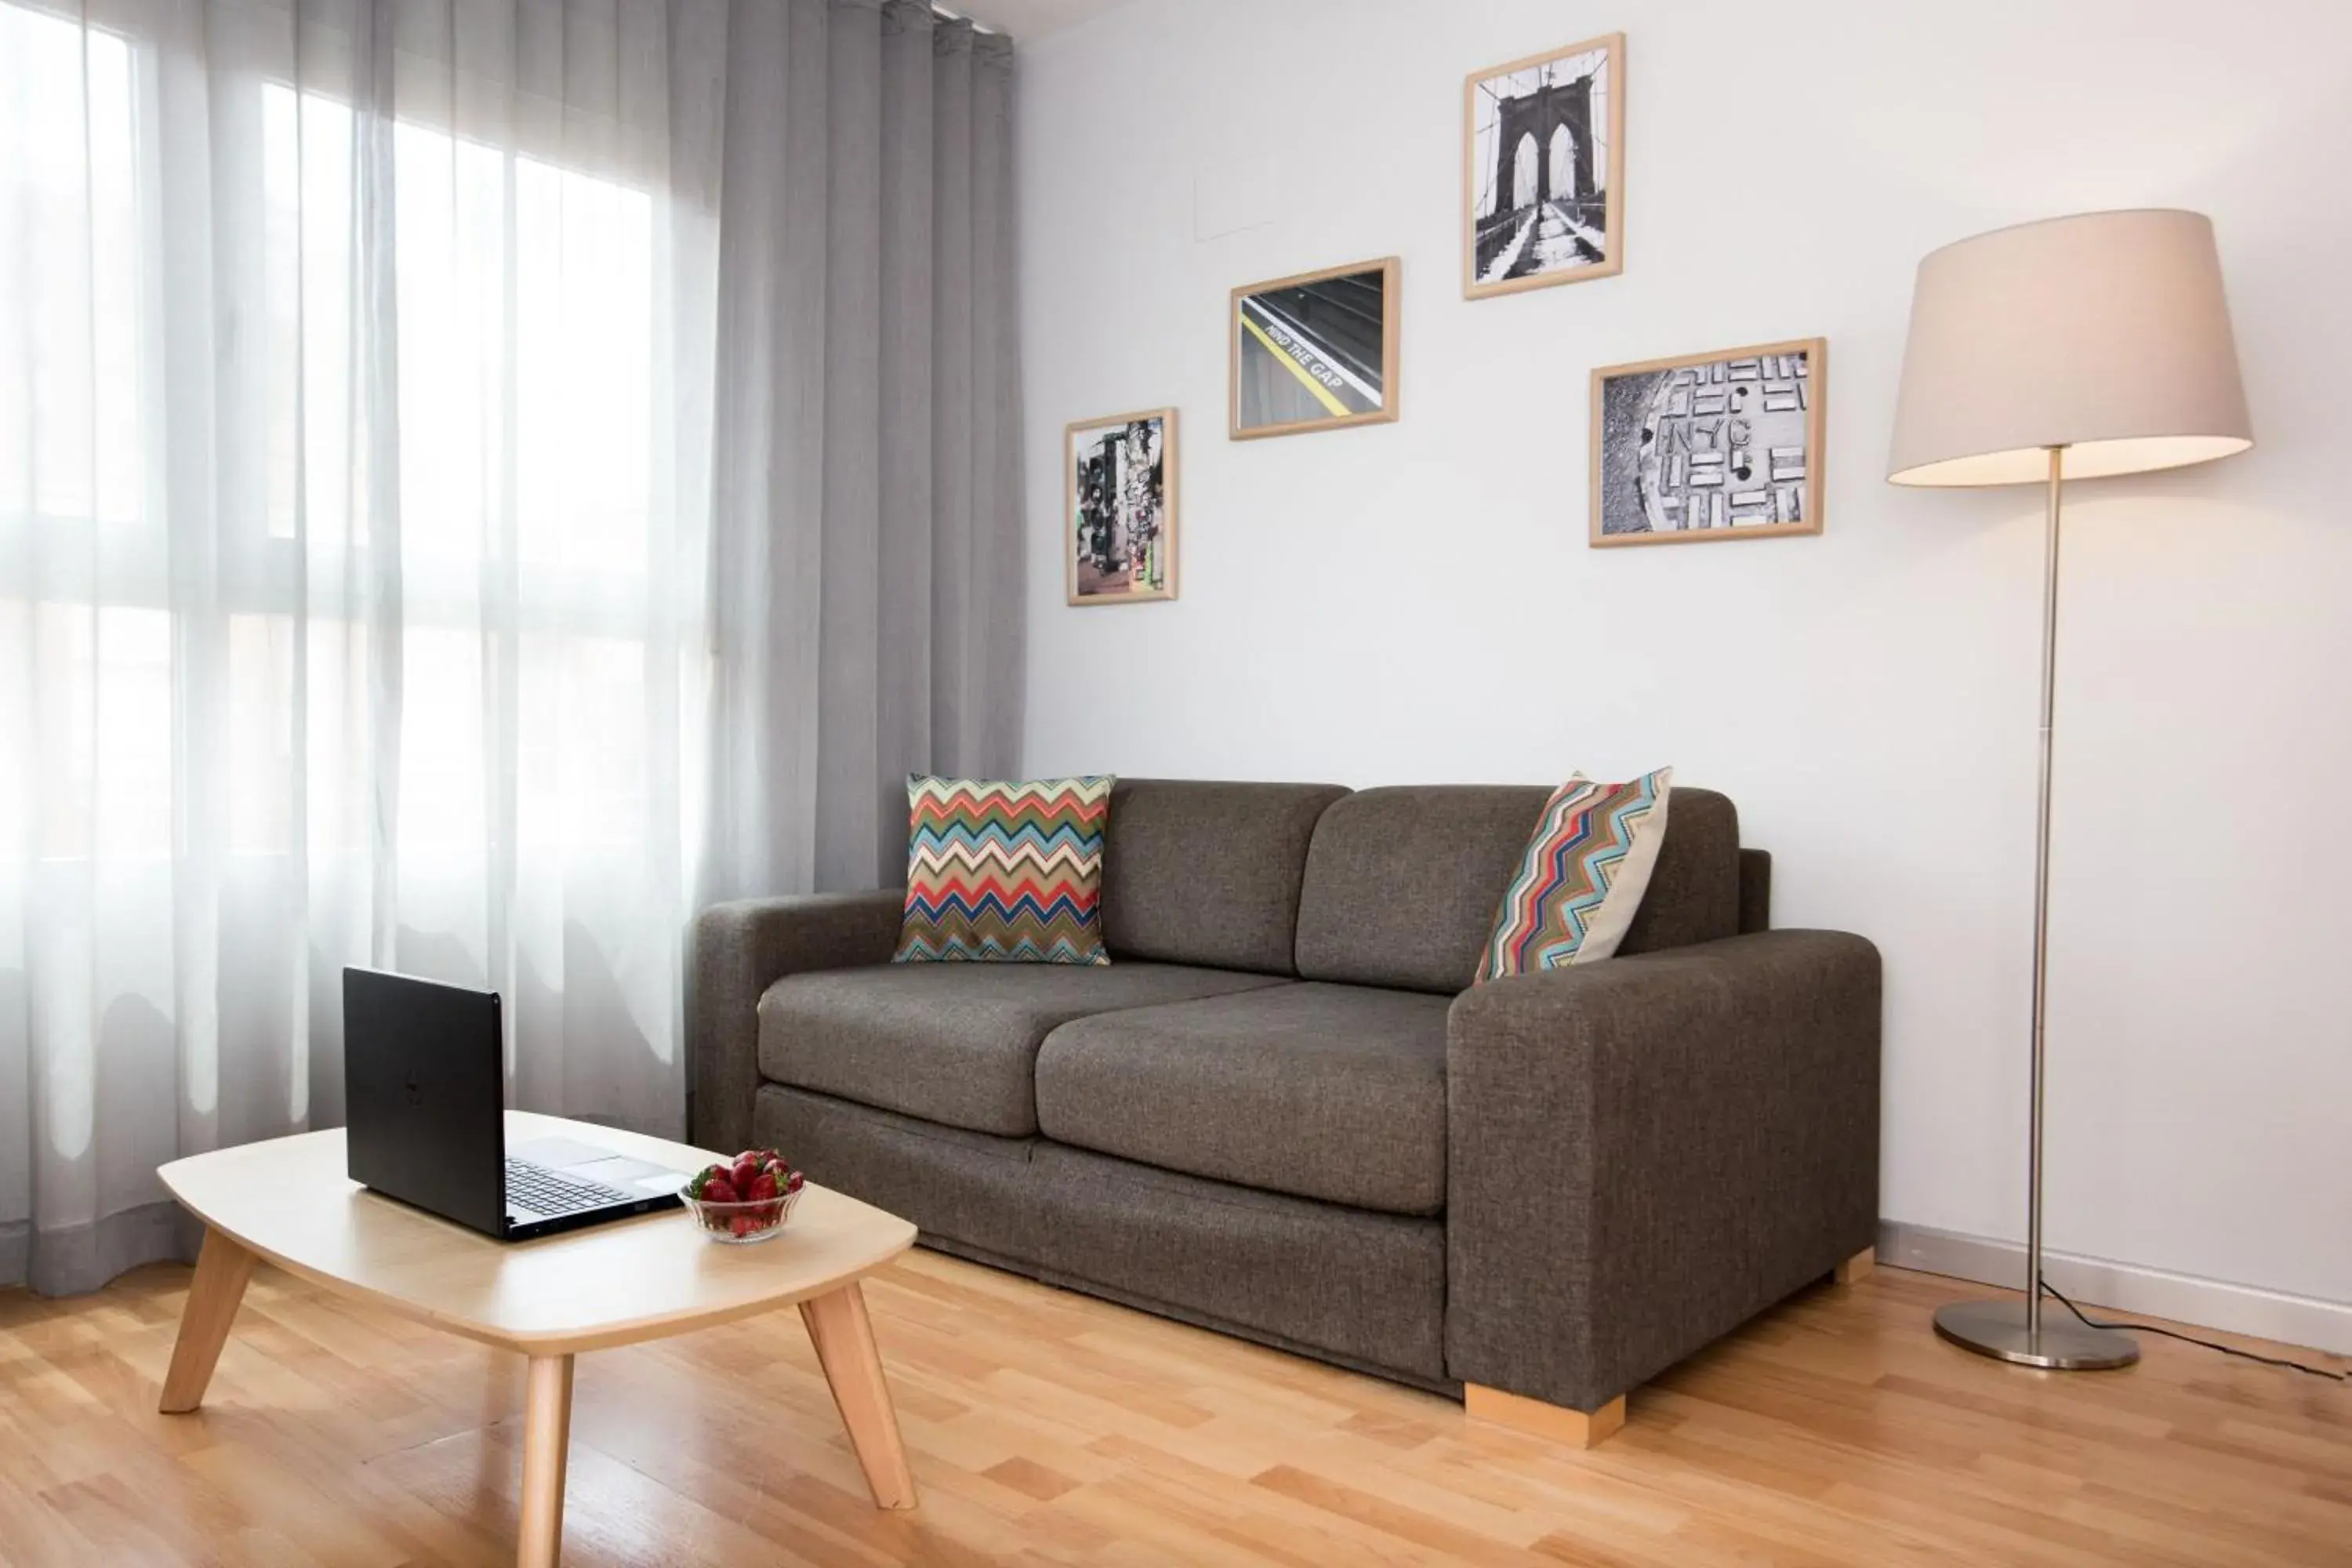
[1014,0,2352,1330]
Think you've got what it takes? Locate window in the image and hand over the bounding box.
[0,2,143,532]
[2,4,668,869]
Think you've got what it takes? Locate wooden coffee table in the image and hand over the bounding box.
[156,1111,919,1566]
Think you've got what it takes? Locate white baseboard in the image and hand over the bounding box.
[1877,1219,2352,1357]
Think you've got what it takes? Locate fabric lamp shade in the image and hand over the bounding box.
[1887,209,2253,487]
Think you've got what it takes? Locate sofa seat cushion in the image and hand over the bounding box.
[757,962,1286,1136]
[1033,982,1451,1216]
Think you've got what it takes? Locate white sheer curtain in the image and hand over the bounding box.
[0,0,729,1294]
[2,0,1022,1297]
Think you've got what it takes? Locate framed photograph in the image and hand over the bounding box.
[1590,338,1827,547]
[1465,32,1625,299]
[1229,257,1400,440]
[1065,408,1178,605]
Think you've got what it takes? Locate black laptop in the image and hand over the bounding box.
[343,967,688,1240]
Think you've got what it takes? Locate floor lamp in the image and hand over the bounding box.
[1886,209,2254,1370]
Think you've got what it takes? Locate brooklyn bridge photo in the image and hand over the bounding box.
[1466,34,1624,297]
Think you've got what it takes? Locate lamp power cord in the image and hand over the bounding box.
[2035,1275,2347,1382]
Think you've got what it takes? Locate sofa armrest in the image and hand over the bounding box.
[1445,930,1880,1413]
[688,891,905,1151]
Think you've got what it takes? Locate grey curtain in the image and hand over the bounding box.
[699,0,1025,904]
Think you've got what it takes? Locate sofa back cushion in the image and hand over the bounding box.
[1617,786,1742,956]
[1294,786,1549,993]
[1294,783,1743,993]
[1102,779,1352,975]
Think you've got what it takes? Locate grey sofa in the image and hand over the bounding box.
[689,779,1880,1440]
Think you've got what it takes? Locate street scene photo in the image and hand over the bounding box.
[1066,409,1175,603]
[1468,35,1620,295]
[1231,260,1396,437]
[1593,341,1826,546]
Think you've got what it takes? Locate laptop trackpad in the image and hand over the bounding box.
[510,1134,691,1196]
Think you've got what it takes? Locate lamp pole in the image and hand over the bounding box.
[1931,443,2140,1369]
[2025,442,2063,1347]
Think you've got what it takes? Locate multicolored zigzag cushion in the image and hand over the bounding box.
[895,775,1113,964]
[1475,768,1674,982]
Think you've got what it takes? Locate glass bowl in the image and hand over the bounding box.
[680,1181,804,1244]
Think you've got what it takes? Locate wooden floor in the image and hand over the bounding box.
[1,1252,2345,1566]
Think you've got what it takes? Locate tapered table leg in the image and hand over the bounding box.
[799,1282,916,1509]
[517,1353,575,1568]
[159,1228,258,1414]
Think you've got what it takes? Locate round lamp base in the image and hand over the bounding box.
[1933,1299,2140,1370]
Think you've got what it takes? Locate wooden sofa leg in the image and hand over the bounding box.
[1464,1385,1626,1449]
[1833,1246,1875,1286]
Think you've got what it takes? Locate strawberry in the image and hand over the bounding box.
[786,1169,805,1193]
[747,1169,779,1202]
[688,1163,730,1200]
[731,1213,759,1237]
[730,1152,763,1190]
[702,1174,739,1205]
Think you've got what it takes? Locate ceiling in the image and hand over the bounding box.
[946,0,1131,42]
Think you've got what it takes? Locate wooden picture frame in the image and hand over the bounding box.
[1589,338,1827,547]
[1464,32,1626,299]
[1065,407,1178,605]
[1229,256,1401,441]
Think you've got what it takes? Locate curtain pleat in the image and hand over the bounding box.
[0,0,1021,1294]
[927,19,975,782]
[873,0,938,877]
[965,28,1022,779]
[815,0,884,895]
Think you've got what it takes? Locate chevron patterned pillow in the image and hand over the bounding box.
[895,775,1113,964]
[1475,768,1674,982]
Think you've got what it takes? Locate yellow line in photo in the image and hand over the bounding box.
[1240,314,1349,417]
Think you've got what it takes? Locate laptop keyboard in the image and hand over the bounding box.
[505,1158,629,1218]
